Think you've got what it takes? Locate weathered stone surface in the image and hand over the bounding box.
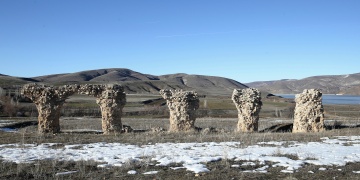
[232,88,262,132]
[22,83,126,134]
[293,89,325,133]
[122,125,133,133]
[21,83,78,133]
[160,89,199,132]
[151,127,165,133]
[79,84,126,134]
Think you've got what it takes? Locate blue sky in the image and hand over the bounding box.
[1,0,359,83]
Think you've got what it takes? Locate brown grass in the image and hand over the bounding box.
[1,94,360,179]
[1,154,360,180]
[0,117,359,179]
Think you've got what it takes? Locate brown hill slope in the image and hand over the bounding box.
[246,73,360,95]
[33,68,159,83]
[0,74,38,87]
[1,68,248,96]
[159,74,248,95]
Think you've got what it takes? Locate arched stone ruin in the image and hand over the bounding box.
[21,83,126,134]
[21,83,327,135]
[78,84,126,135]
[232,88,262,132]
[159,89,199,132]
[292,89,325,133]
[21,84,78,133]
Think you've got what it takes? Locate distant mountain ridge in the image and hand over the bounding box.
[33,68,160,83]
[246,73,360,95]
[3,68,360,95]
[0,68,248,96]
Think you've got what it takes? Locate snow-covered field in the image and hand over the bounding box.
[0,136,359,174]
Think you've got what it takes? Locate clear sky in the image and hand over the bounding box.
[1,0,359,83]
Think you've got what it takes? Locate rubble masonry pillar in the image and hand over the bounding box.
[293,89,325,133]
[232,88,262,132]
[79,84,126,134]
[21,83,78,133]
[160,89,199,132]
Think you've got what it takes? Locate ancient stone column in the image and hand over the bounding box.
[293,89,325,133]
[79,84,126,134]
[160,89,199,132]
[232,88,262,132]
[21,83,78,133]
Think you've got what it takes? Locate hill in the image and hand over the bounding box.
[0,68,248,96]
[246,73,360,95]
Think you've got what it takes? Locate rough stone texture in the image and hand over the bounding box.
[293,89,325,133]
[231,88,262,132]
[122,125,133,133]
[159,89,199,132]
[21,83,78,133]
[151,127,165,133]
[79,84,126,134]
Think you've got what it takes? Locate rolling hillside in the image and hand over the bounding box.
[3,68,360,95]
[0,68,248,96]
[246,73,360,95]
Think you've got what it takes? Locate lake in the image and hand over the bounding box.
[275,94,360,105]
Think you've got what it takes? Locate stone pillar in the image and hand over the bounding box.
[21,83,78,133]
[79,84,126,134]
[160,89,199,132]
[293,89,325,133]
[232,88,262,132]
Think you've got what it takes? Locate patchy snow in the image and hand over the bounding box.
[243,165,269,173]
[258,141,287,146]
[241,162,257,166]
[55,171,77,176]
[127,170,137,174]
[170,167,186,170]
[0,136,359,174]
[143,171,158,175]
[280,170,294,173]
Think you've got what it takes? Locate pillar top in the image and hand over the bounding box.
[159,89,198,102]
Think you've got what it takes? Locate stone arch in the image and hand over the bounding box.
[21,83,78,133]
[21,83,126,134]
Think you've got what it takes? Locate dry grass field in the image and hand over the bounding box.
[0,94,359,179]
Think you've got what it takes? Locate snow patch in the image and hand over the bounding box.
[0,136,359,174]
[127,170,137,174]
[55,171,77,176]
[143,171,158,175]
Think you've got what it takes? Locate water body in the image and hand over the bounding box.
[276,94,360,105]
